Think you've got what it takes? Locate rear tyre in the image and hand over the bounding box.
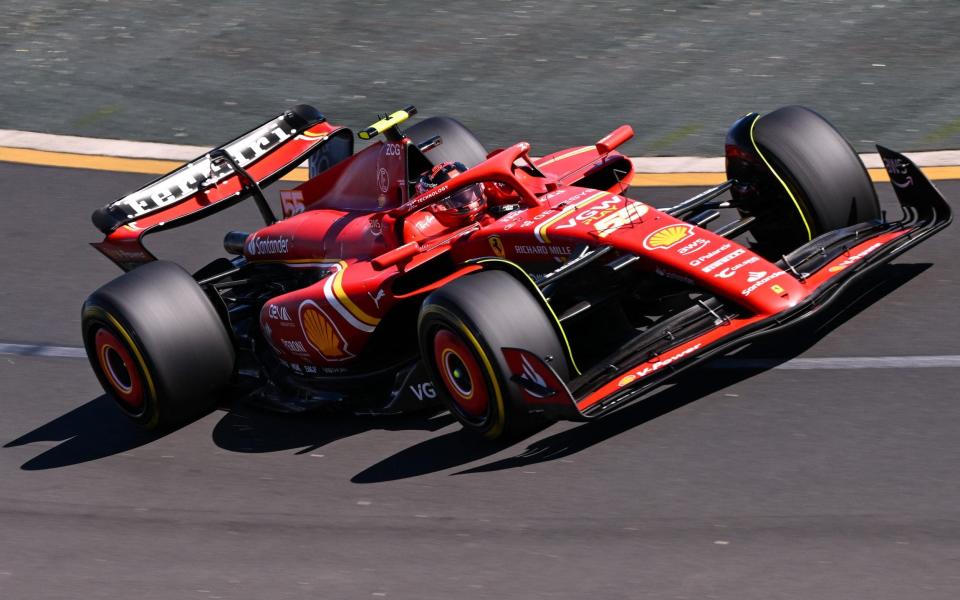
[81,261,235,430]
[405,116,488,168]
[730,105,881,256]
[418,270,568,439]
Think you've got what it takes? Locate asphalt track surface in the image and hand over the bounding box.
[0,159,957,600]
[2,1,960,155]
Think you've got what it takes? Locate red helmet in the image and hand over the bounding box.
[415,161,487,227]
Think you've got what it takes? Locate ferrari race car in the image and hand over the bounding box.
[82,104,951,439]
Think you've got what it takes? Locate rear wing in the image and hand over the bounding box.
[90,104,338,271]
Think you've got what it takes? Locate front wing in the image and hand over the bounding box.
[503,146,951,421]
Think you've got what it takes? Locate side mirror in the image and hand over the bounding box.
[596,125,634,155]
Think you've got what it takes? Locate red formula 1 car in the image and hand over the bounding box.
[83,104,950,438]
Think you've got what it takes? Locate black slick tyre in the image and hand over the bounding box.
[418,270,568,439]
[735,105,881,255]
[405,116,488,168]
[81,260,235,430]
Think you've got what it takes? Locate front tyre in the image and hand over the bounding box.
[81,261,235,430]
[727,105,881,256]
[418,270,568,439]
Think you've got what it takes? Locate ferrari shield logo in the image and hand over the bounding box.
[488,235,506,257]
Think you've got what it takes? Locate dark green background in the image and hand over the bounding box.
[2,0,958,155]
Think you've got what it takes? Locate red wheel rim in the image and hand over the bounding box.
[432,328,489,418]
[93,328,144,409]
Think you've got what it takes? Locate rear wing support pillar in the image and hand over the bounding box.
[207,149,276,225]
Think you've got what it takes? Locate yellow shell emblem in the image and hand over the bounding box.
[643,224,694,250]
[300,302,352,360]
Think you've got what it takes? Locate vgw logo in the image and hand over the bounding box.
[409,382,436,402]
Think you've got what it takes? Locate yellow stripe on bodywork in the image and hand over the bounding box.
[537,145,595,168]
[535,190,607,243]
[241,257,379,330]
[749,114,814,241]
[331,263,381,327]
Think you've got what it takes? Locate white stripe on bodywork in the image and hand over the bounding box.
[321,264,376,333]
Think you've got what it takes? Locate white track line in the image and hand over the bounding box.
[1,129,958,172]
[3,341,958,370]
[712,356,960,370]
[0,343,87,359]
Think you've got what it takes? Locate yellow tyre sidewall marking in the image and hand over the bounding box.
[423,305,507,439]
[86,305,160,428]
[749,114,814,241]
[475,258,581,376]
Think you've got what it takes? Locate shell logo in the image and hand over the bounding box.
[618,374,637,388]
[642,224,694,250]
[299,300,353,361]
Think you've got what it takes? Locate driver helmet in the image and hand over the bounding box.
[415,161,487,227]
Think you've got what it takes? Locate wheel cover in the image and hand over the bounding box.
[94,327,144,410]
[432,328,489,418]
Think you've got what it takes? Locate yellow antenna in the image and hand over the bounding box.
[358,106,417,141]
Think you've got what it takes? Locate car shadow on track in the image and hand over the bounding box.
[5,395,458,470]
[6,263,930,473]
[4,395,165,470]
[352,262,931,483]
[351,427,537,483]
[210,405,456,455]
